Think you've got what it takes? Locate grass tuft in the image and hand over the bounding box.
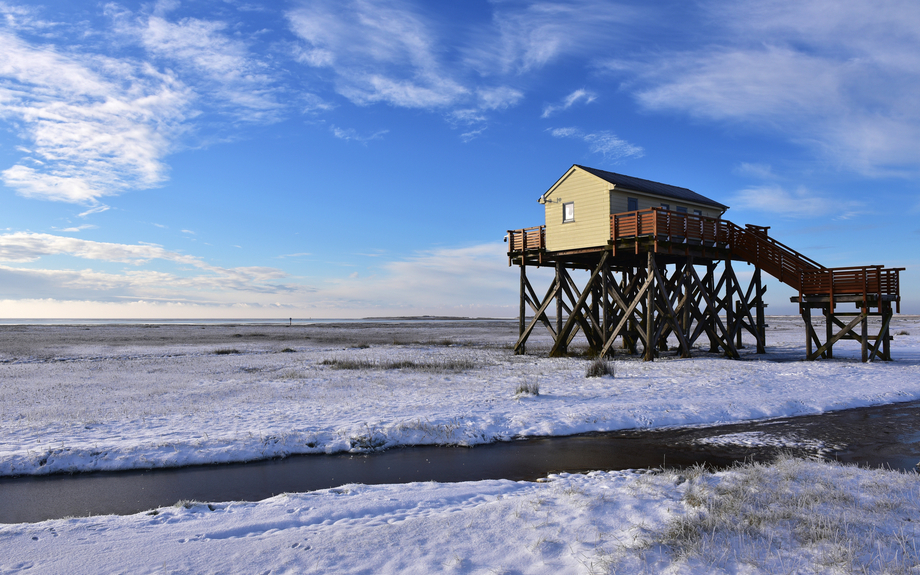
[585,357,614,378]
[214,348,241,355]
[280,348,296,353]
[514,381,540,396]
[319,357,478,372]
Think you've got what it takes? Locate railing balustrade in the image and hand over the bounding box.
[508,207,901,309]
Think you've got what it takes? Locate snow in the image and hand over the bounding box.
[2,316,919,573]
[2,316,919,477]
[2,459,917,573]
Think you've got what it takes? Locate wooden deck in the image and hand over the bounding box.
[508,207,903,311]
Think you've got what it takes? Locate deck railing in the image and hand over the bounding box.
[509,208,902,309]
[610,208,825,290]
[611,208,729,246]
[800,266,903,311]
[507,225,545,253]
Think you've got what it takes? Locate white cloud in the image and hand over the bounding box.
[287,1,608,132]
[732,184,865,219]
[466,1,640,75]
[477,86,524,111]
[56,224,97,233]
[330,125,388,143]
[302,93,334,114]
[0,237,520,317]
[735,162,777,180]
[117,11,284,122]
[541,88,596,118]
[307,243,518,312]
[550,127,643,160]
[607,0,920,174]
[459,128,486,143]
[288,0,467,110]
[0,232,302,297]
[0,29,191,204]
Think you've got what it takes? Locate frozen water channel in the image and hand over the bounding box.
[3,397,920,523]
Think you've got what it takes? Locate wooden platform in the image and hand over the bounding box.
[507,208,904,362]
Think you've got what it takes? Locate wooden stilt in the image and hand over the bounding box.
[555,262,563,354]
[755,267,766,354]
[645,252,656,361]
[861,309,869,363]
[882,302,892,361]
[518,264,526,355]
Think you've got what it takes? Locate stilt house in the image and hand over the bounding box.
[507,164,903,362]
[540,165,728,252]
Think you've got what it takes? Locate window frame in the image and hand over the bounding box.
[562,201,575,223]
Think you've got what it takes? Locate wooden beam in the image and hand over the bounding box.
[645,252,656,361]
[550,252,608,357]
[599,271,654,358]
[806,312,866,361]
[513,278,559,353]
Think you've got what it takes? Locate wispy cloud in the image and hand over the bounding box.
[606,0,920,175]
[465,1,641,75]
[287,0,467,109]
[113,7,284,123]
[541,89,596,118]
[550,127,643,160]
[286,1,624,132]
[0,28,191,205]
[734,162,777,180]
[55,224,97,233]
[0,234,518,316]
[732,184,865,219]
[330,125,389,143]
[0,232,301,296]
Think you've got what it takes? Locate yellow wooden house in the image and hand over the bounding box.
[539,164,729,252]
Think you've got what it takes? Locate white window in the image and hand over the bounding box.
[676,206,688,213]
[660,203,670,211]
[563,202,574,223]
[693,209,703,216]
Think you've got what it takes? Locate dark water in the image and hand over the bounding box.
[2,400,919,524]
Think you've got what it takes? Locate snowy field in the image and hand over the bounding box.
[2,316,920,477]
[2,317,920,573]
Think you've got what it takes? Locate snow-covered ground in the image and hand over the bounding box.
[2,457,918,574]
[2,317,919,573]
[2,316,919,476]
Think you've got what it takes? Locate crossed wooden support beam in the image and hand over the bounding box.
[801,302,894,362]
[514,250,768,360]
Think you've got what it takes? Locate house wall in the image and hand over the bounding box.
[610,190,721,218]
[544,167,726,252]
[544,168,612,252]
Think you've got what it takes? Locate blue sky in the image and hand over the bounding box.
[0,0,918,319]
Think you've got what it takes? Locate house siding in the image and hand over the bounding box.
[543,166,726,252]
[544,168,611,251]
[610,190,721,219]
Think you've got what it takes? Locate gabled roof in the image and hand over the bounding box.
[543,165,729,211]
